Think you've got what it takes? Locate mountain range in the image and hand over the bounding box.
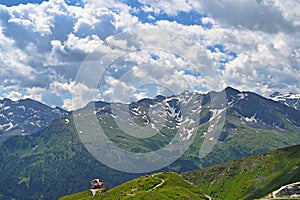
[0,98,69,141]
[0,87,299,199]
[76,87,300,170]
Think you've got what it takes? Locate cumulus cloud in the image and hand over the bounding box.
[51,81,99,110]
[0,0,299,110]
[262,0,300,27]
[0,0,140,109]
[5,91,23,101]
[90,27,225,103]
[198,0,298,33]
[138,0,194,15]
[135,0,300,33]
[220,28,300,94]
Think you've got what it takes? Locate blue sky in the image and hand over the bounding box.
[0,0,83,6]
[0,0,299,110]
[0,0,47,6]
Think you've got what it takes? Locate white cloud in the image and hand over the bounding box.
[262,0,300,26]
[100,27,224,96]
[51,81,99,110]
[220,28,300,95]
[199,0,292,33]
[5,91,23,101]
[24,87,46,103]
[139,0,193,15]
[0,0,141,108]
[0,0,299,109]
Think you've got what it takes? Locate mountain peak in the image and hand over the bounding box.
[225,86,240,93]
[0,98,69,140]
[153,95,166,102]
[269,91,282,98]
[269,91,300,111]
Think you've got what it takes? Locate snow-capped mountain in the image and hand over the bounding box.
[76,89,225,144]
[269,92,300,111]
[1,87,300,200]
[76,87,300,149]
[0,98,69,140]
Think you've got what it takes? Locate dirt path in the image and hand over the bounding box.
[147,173,166,192]
[182,176,212,200]
[147,173,212,200]
[204,194,212,200]
[271,182,300,198]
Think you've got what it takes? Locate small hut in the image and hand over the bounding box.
[90,178,105,196]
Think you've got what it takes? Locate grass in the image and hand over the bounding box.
[60,172,209,200]
[60,145,300,200]
[182,144,300,200]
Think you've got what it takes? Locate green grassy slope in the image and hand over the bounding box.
[182,144,300,200]
[60,172,209,200]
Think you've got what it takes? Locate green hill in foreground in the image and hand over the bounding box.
[60,172,210,200]
[61,145,300,200]
[182,144,300,200]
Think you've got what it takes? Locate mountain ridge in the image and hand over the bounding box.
[0,87,299,199]
[269,91,300,111]
[0,98,69,140]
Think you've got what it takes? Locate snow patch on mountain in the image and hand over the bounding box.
[269,92,300,111]
[209,108,226,123]
[244,114,258,123]
[238,93,248,100]
[0,122,14,132]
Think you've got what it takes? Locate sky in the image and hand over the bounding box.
[0,0,299,110]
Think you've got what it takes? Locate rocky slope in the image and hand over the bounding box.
[0,98,69,140]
